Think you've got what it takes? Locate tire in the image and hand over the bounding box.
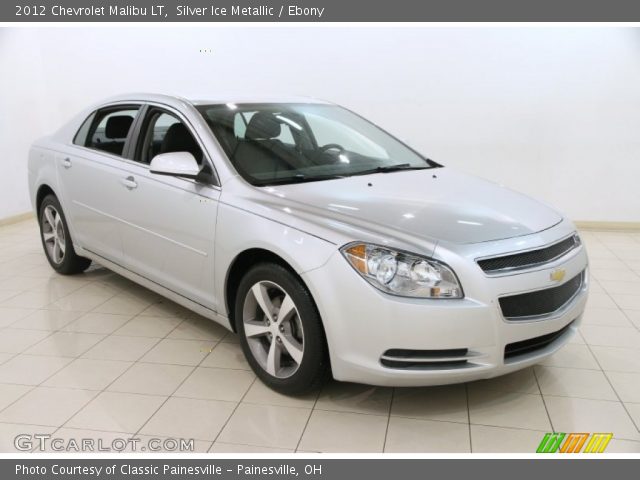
[38,194,92,275]
[235,262,329,395]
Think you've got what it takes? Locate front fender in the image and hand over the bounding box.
[214,201,337,315]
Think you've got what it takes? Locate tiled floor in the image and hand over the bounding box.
[0,219,639,453]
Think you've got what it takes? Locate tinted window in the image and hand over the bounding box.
[85,107,139,157]
[136,109,203,165]
[73,112,95,146]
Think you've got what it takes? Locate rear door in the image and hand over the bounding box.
[58,104,142,263]
[116,104,220,309]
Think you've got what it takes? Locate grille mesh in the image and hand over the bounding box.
[499,271,584,319]
[478,235,578,273]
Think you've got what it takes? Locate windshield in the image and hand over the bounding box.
[197,103,439,186]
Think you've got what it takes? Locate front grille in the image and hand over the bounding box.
[478,235,579,274]
[504,321,574,360]
[380,348,473,370]
[499,271,584,320]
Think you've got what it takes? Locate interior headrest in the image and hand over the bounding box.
[105,115,133,139]
[160,122,201,159]
[245,112,281,140]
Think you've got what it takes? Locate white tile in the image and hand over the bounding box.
[201,342,251,370]
[139,300,192,318]
[299,410,387,453]
[469,367,540,394]
[581,308,633,327]
[174,367,254,402]
[140,397,235,441]
[65,391,166,433]
[470,425,545,453]
[315,381,392,415]
[391,385,468,423]
[0,329,51,354]
[218,403,310,449]
[113,315,182,338]
[0,387,97,426]
[140,338,213,366]
[108,363,194,396]
[242,380,318,409]
[606,371,640,403]
[92,295,153,316]
[11,309,83,331]
[167,317,228,341]
[63,312,132,335]
[0,384,31,410]
[82,335,159,362]
[591,346,640,373]
[210,442,293,453]
[0,308,39,327]
[0,354,72,385]
[468,389,551,431]
[581,325,640,349]
[26,332,105,357]
[535,366,618,400]
[0,291,57,309]
[544,396,640,441]
[611,294,640,310]
[585,293,618,309]
[538,344,600,370]
[43,358,132,390]
[385,416,470,453]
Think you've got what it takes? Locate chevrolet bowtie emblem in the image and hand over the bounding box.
[550,268,566,282]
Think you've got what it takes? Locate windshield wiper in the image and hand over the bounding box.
[351,163,431,176]
[258,173,346,186]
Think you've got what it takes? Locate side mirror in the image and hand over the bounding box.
[150,152,200,179]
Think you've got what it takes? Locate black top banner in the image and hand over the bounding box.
[5,0,640,22]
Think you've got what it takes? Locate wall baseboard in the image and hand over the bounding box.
[0,211,35,227]
[575,221,640,232]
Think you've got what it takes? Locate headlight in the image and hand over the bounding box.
[341,243,463,298]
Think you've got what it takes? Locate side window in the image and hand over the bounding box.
[85,107,139,157]
[73,112,95,146]
[136,109,203,165]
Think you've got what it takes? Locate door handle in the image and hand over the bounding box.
[120,176,138,190]
[62,158,72,169]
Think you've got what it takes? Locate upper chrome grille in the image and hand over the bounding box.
[477,234,580,274]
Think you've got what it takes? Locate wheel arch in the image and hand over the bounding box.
[35,184,57,215]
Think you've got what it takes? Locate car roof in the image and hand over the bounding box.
[100,92,332,107]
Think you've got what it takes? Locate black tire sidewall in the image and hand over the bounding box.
[38,194,88,274]
[235,263,327,395]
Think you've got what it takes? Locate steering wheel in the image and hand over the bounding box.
[318,143,345,154]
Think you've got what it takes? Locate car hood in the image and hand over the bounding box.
[256,168,562,245]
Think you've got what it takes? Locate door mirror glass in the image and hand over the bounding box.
[150,152,200,179]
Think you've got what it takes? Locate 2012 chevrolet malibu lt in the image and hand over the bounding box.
[28,94,589,394]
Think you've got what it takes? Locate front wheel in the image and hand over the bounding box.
[235,263,328,395]
[39,194,92,275]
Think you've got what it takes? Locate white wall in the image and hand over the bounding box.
[1,27,639,222]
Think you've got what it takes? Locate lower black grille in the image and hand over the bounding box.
[478,235,579,273]
[504,321,574,360]
[380,348,470,370]
[499,271,584,320]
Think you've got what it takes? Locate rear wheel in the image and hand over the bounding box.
[39,194,91,275]
[235,263,328,395]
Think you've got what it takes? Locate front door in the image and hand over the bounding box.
[116,106,219,310]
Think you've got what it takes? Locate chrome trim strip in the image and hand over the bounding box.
[477,233,580,276]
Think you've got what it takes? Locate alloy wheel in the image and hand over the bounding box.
[41,205,66,265]
[242,281,305,378]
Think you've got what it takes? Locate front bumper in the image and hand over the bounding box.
[302,222,589,387]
